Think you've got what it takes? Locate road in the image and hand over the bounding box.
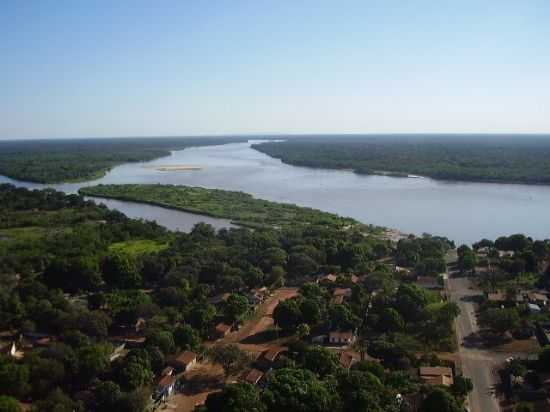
[447,276,503,412]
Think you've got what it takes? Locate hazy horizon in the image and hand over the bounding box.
[2,1,549,139]
[2,132,550,142]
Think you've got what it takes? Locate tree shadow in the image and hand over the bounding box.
[462,332,486,349]
[460,295,483,303]
[181,373,225,394]
[240,329,279,344]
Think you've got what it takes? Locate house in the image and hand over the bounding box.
[109,343,126,362]
[0,341,23,359]
[208,293,231,305]
[339,351,360,369]
[242,368,265,385]
[110,336,146,349]
[329,330,356,345]
[154,374,177,402]
[172,351,198,373]
[211,323,232,340]
[134,318,146,333]
[527,292,548,306]
[311,335,326,344]
[419,366,454,387]
[247,287,270,305]
[333,288,352,299]
[35,337,53,347]
[161,366,175,377]
[332,295,345,305]
[487,291,508,303]
[318,274,337,283]
[260,347,287,368]
[476,246,490,257]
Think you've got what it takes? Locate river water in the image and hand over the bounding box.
[2,140,550,244]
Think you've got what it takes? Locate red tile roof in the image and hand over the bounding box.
[176,351,197,366]
[262,347,286,362]
[157,374,176,388]
[243,368,264,384]
[215,323,232,334]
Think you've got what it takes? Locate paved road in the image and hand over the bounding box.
[447,276,502,412]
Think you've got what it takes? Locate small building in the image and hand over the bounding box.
[125,336,146,348]
[260,347,287,367]
[208,293,231,305]
[318,274,337,283]
[339,351,360,369]
[395,266,411,274]
[109,343,126,362]
[134,317,146,333]
[487,291,507,303]
[419,366,454,387]
[242,368,265,385]
[211,323,232,340]
[332,295,345,305]
[247,287,270,305]
[329,330,356,345]
[161,366,175,377]
[476,246,490,257]
[0,341,23,359]
[333,288,352,299]
[154,374,177,402]
[527,292,548,306]
[172,351,198,373]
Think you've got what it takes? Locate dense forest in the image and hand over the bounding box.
[0,137,249,183]
[252,135,550,185]
[0,184,473,412]
[79,184,364,231]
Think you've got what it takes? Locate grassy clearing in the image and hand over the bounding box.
[108,239,169,257]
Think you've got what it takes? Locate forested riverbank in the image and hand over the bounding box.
[0,137,249,183]
[252,135,550,185]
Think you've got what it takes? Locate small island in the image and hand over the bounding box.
[79,183,368,231]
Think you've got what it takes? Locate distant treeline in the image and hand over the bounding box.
[0,137,250,183]
[252,135,550,184]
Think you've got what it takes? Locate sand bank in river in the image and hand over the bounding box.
[143,165,203,171]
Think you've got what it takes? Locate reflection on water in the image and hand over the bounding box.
[2,140,550,244]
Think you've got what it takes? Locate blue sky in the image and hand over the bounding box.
[1,0,549,138]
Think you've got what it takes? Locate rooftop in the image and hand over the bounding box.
[176,350,197,365]
[243,368,264,384]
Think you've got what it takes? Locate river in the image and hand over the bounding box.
[2,140,550,244]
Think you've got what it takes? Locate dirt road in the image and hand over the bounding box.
[219,287,299,352]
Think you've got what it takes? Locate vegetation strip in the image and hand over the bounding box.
[79,184,364,231]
